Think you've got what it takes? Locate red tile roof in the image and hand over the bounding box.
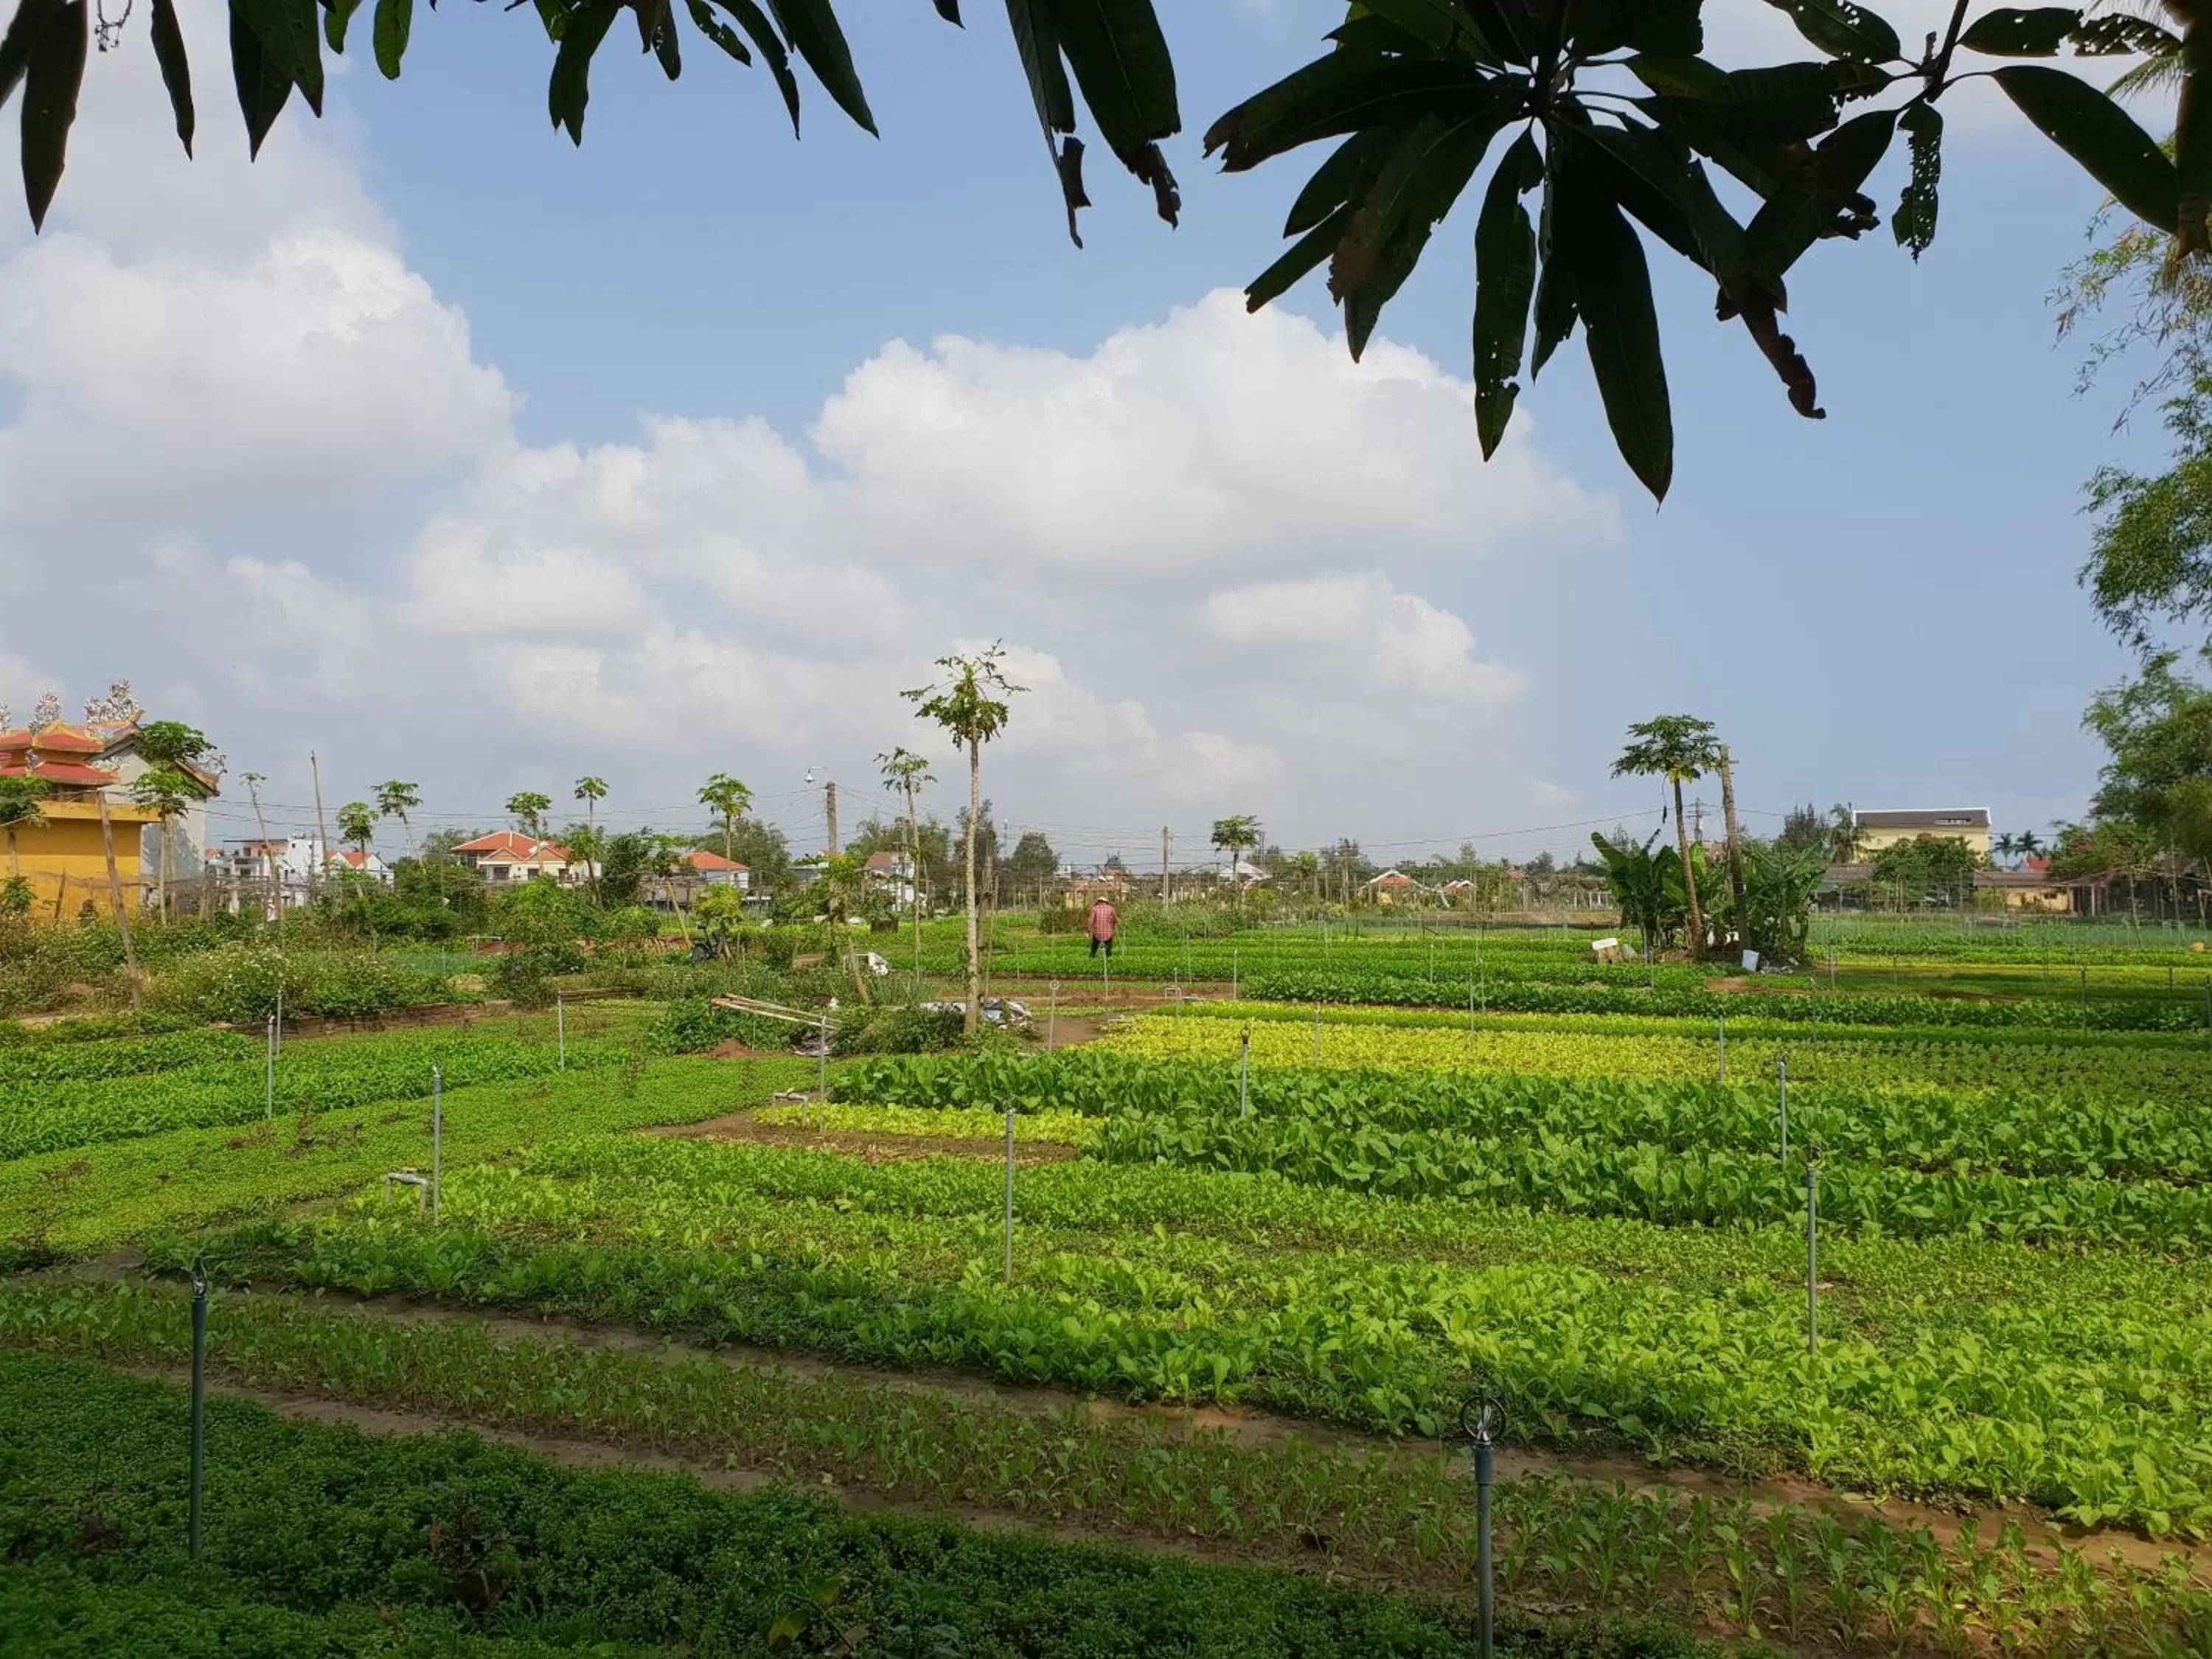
[0,759,120,787]
[451,831,569,861]
[682,849,748,872]
[0,724,103,754]
[863,851,908,872]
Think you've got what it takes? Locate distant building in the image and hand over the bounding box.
[1851,808,1992,861]
[325,848,394,886]
[0,719,164,916]
[863,849,916,908]
[680,849,751,891]
[449,831,575,884]
[204,837,330,911]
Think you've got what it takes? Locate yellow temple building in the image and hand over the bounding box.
[0,721,163,917]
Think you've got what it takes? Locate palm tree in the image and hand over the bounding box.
[1823,803,1859,866]
[0,776,50,886]
[240,771,276,919]
[1211,814,1262,900]
[1290,849,1321,911]
[877,745,934,967]
[1612,716,1722,956]
[697,772,753,873]
[904,645,1025,1036]
[505,791,552,838]
[574,776,608,902]
[375,780,422,860]
[2017,830,2045,864]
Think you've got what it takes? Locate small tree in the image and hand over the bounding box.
[697,773,753,874]
[877,745,933,964]
[375,780,422,859]
[0,776,49,885]
[904,646,1024,1036]
[129,767,200,920]
[1612,716,1722,956]
[506,792,552,838]
[574,776,608,903]
[1210,815,1262,900]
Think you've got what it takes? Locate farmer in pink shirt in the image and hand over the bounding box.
[1087,897,1119,961]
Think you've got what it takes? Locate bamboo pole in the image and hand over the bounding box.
[98,794,142,1015]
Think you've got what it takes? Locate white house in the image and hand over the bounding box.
[864,849,917,908]
[325,848,394,886]
[451,831,574,884]
[680,849,751,891]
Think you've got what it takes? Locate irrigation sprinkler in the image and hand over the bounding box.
[1459,1391,1507,1659]
[1717,1015,1726,1083]
[2081,967,2089,1009]
[1231,945,1240,1001]
[1467,977,1476,1041]
[557,992,566,1071]
[264,1012,276,1121]
[1312,1001,1321,1062]
[1046,981,1060,1054]
[274,987,283,1056]
[1239,1028,1251,1119]
[431,1065,443,1223]
[1806,1161,1820,1356]
[188,1257,207,1559]
[1004,1101,1017,1286]
[817,1016,830,1111]
[1777,1053,1789,1162]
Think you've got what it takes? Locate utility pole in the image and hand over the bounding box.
[243,773,275,920]
[1717,746,1748,948]
[1161,825,1171,905]
[826,779,839,854]
[310,751,333,908]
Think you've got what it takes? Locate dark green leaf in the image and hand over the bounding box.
[1003,0,1088,241]
[372,0,408,77]
[1631,57,1851,145]
[1331,110,1498,357]
[1284,128,1389,235]
[1743,106,1896,282]
[2070,14,2177,56]
[1576,120,1711,270]
[1554,159,1671,499]
[1994,63,2177,233]
[1472,128,1540,458]
[0,0,65,113]
[234,0,322,115]
[1575,0,1700,59]
[2175,38,2212,255]
[322,0,357,51]
[1206,55,1510,173]
[151,0,194,156]
[1958,7,2079,58]
[651,0,681,80]
[767,0,876,135]
[1051,0,1180,223]
[19,0,81,230]
[684,0,750,62]
[933,1,960,20]
[723,0,799,133]
[1530,175,1575,375]
[1245,204,1348,311]
[546,0,619,142]
[1894,101,1940,258]
[227,0,293,159]
[1358,0,1455,50]
[1759,0,1900,63]
[1459,0,1531,63]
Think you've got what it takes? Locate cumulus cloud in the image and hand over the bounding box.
[0,46,1622,855]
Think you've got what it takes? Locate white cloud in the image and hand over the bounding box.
[0,56,1620,855]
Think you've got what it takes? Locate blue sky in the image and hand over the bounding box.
[0,1,2177,865]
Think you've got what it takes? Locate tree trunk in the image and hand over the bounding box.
[905,785,923,975]
[158,819,170,922]
[1673,778,1705,956]
[97,794,142,1015]
[1718,745,1747,949]
[964,742,981,1036]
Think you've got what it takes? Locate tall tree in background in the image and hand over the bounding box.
[877,745,933,964]
[905,646,1024,1036]
[697,773,753,875]
[1210,815,1262,901]
[1613,716,1722,956]
[574,776,608,903]
[128,768,198,921]
[374,781,422,860]
[505,792,552,838]
[2084,647,2212,865]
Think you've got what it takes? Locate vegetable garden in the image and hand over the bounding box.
[2,919,2209,1654]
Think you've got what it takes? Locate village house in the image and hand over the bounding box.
[0,715,184,917]
[449,831,576,884]
[1850,808,1992,861]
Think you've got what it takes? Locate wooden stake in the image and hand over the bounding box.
[98,793,142,1015]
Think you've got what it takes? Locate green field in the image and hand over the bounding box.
[4,932,2211,1655]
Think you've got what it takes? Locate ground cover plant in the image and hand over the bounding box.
[1102,1009,2212,1102]
[4,1287,2208,1654]
[3,1350,1676,1659]
[0,1056,810,1255]
[177,1133,2212,1534]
